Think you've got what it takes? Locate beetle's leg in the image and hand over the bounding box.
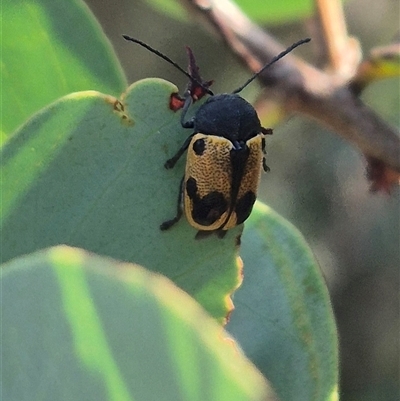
[261,127,273,136]
[180,92,195,129]
[195,230,212,240]
[160,177,184,231]
[195,229,227,240]
[262,158,270,172]
[216,230,227,239]
[261,131,271,172]
[164,94,196,169]
[164,133,196,169]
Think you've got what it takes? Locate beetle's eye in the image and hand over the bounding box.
[192,138,206,156]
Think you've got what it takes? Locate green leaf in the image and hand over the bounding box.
[227,203,339,401]
[1,246,276,401]
[143,0,188,22]
[2,77,338,398]
[1,79,243,322]
[143,0,316,24]
[1,0,126,141]
[234,0,314,23]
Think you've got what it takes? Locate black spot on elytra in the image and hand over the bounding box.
[186,177,228,226]
[235,191,256,225]
[192,192,228,226]
[192,138,206,156]
[186,177,198,199]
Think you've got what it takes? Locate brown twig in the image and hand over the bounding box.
[180,0,400,173]
[313,0,361,78]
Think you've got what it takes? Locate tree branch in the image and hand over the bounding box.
[180,0,400,173]
[313,0,361,78]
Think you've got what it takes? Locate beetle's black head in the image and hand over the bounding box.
[193,94,261,142]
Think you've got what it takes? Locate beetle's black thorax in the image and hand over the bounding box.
[193,94,261,142]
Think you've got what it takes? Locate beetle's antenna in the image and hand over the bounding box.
[232,38,311,94]
[123,35,214,96]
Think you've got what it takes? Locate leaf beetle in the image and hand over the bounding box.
[123,35,310,239]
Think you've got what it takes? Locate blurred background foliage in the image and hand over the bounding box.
[82,0,399,399]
